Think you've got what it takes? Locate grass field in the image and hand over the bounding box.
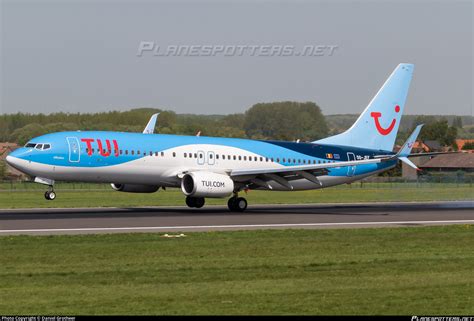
[0,183,472,209]
[0,226,473,315]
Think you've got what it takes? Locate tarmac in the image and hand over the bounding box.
[0,201,472,235]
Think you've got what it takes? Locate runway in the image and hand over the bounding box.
[0,201,473,235]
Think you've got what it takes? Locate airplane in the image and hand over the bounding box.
[7,63,426,212]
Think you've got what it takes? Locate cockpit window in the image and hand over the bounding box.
[25,142,51,150]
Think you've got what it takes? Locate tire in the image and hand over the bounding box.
[194,197,205,208]
[227,197,237,211]
[185,196,196,208]
[235,197,247,212]
[49,191,56,200]
[44,191,51,200]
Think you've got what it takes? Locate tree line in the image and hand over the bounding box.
[0,102,329,145]
[1,103,469,148]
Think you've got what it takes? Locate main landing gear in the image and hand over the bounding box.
[44,186,56,200]
[185,196,205,208]
[227,195,247,212]
[185,195,248,212]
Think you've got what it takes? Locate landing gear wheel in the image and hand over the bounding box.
[228,197,247,212]
[235,197,247,212]
[194,197,205,208]
[44,191,56,200]
[185,196,196,208]
[227,197,237,211]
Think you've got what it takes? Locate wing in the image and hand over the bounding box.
[230,157,391,190]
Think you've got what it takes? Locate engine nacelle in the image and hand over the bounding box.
[110,183,159,193]
[181,172,234,198]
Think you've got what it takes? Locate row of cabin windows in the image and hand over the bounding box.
[84,148,336,164]
[182,152,335,164]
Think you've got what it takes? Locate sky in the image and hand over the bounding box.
[1,0,472,116]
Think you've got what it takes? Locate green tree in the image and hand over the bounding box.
[413,118,457,147]
[0,160,6,180]
[461,141,474,150]
[453,116,463,128]
[157,111,177,130]
[244,101,328,141]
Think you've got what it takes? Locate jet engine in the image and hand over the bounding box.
[110,183,160,193]
[181,172,234,198]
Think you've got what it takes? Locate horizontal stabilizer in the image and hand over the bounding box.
[399,156,420,171]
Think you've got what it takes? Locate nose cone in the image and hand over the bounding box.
[5,155,19,168]
[5,149,25,171]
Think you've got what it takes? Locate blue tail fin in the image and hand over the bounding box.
[315,63,414,151]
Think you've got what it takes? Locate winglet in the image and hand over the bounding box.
[396,124,423,170]
[143,113,159,134]
[397,124,423,157]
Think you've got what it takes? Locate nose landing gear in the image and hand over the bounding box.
[44,186,56,200]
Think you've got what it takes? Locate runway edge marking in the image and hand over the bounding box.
[1,219,474,233]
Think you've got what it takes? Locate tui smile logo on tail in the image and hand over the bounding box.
[370,105,400,135]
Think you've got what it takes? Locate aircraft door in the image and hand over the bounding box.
[197,150,205,165]
[346,152,356,177]
[207,151,215,165]
[67,137,81,163]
